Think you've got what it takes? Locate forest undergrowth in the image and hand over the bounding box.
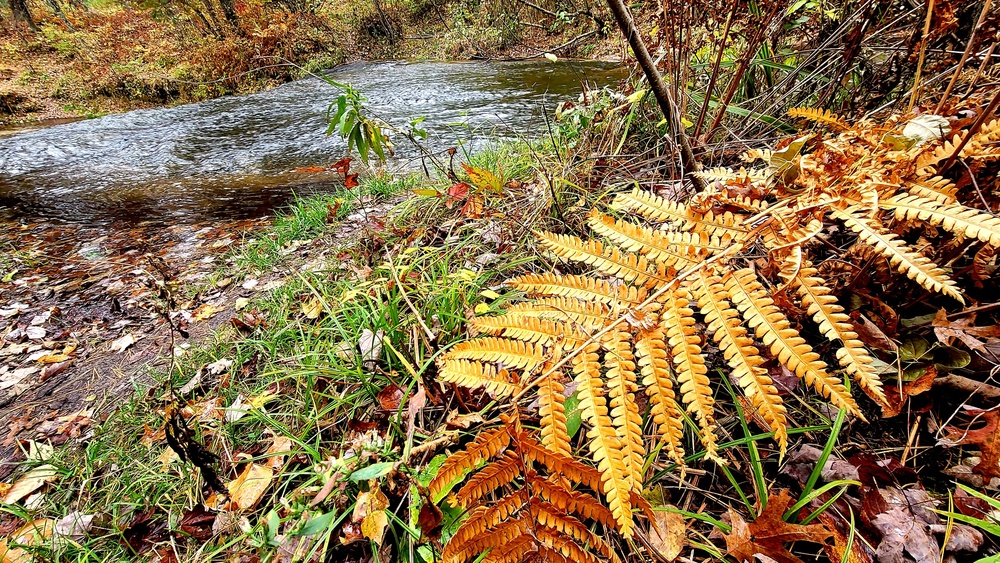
[1,1,1000,562]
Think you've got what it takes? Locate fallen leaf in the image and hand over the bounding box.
[872,506,939,563]
[205,358,233,375]
[3,464,58,504]
[376,384,405,411]
[942,409,1000,481]
[0,367,38,390]
[0,518,54,562]
[264,435,294,470]
[444,410,485,429]
[881,365,937,418]
[353,486,389,547]
[109,333,137,353]
[54,511,95,541]
[721,489,832,563]
[192,304,219,321]
[301,297,323,320]
[358,329,384,364]
[177,505,215,541]
[227,464,274,511]
[35,353,70,364]
[649,509,686,561]
[447,182,471,200]
[462,164,503,193]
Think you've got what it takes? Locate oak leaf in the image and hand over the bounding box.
[943,409,1000,480]
[722,490,832,563]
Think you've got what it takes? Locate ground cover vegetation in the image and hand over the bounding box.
[1,0,1000,562]
[0,0,611,124]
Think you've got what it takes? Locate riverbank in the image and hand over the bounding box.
[0,0,620,126]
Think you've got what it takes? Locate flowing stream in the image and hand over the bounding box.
[0,60,623,225]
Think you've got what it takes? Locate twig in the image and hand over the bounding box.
[933,374,1000,401]
[908,0,936,111]
[934,0,992,113]
[940,87,1000,173]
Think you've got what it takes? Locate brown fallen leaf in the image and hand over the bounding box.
[226,463,273,511]
[0,518,54,563]
[264,435,294,471]
[721,489,832,563]
[881,366,937,418]
[649,509,686,561]
[108,333,137,353]
[376,384,405,411]
[353,486,389,547]
[2,464,58,504]
[942,409,1000,481]
[177,505,215,541]
[444,410,485,429]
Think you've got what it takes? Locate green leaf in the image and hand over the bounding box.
[933,345,971,371]
[415,454,447,488]
[296,511,338,536]
[349,461,395,481]
[898,337,930,362]
[412,189,442,197]
[901,312,937,327]
[565,390,583,438]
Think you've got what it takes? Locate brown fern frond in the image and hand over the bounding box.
[741,148,774,163]
[446,338,547,371]
[832,208,964,303]
[535,527,605,563]
[537,231,670,288]
[662,286,721,462]
[456,450,522,507]
[444,497,525,561]
[480,534,536,563]
[438,360,521,397]
[718,193,770,212]
[538,370,571,457]
[532,502,619,563]
[430,427,511,499]
[586,210,697,266]
[502,298,613,331]
[635,325,686,466]
[611,187,749,237]
[973,244,997,283]
[449,517,531,563]
[602,329,645,488]
[471,315,588,349]
[691,270,788,454]
[518,433,605,493]
[906,176,957,204]
[507,273,646,305]
[792,261,886,405]
[572,344,635,537]
[883,194,1000,247]
[787,107,850,131]
[528,475,617,530]
[725,268,861,417]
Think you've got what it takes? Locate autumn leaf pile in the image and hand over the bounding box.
[431,107,1000,559]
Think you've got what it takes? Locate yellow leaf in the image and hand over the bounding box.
[626,89,647,104]
[474,303,490,315]
[354,486,390,546]
[543,53,558,62]
[302,297,323,319]
[192,304,219,321]
[480,289,500,300]
[412,189,441,197]
[461,164,503,193]
[227,463,273,511]
[649,508,686,561]
[36,354,70,364]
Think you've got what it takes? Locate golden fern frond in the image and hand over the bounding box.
[481,534,535,563]
[528,475,617,530]
[537,231,669,288]
[611,187,749,237]
[602,329,645,489]
[915,133,961,173]
[906,176,957,204]
[832,208,964,303]
[691,166,769,182]
[430,427,511,499]
[662,286,721,462]
[503,298,612,331]
[438,360,521,397]
[507,273,646,305]
[717,193,770,212]
[535,527,605,563]
[635,325,687,467]
[456,450,522,507]
[792,261,886,405]
[725,268,861,417]
[665,231,735,255]
[571,344,634,538]
[444,497,524,562]
[586,210,697,267]
[471,315,587,350]
[449,517,530,563]
[691,270,788,453]
[446,338,547,371]
[741,148,773,163]
[787,107,850,131]
[538,370,571,457]
[883,194,1000,247]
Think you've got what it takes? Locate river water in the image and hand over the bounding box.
[0,60,623,225]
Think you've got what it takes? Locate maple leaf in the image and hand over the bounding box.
[722,490,832,563]
[943,409,1000,480]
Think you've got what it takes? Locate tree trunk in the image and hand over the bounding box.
[10,0,39,31]
[217,0,240,30]
[604,0,704,191]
